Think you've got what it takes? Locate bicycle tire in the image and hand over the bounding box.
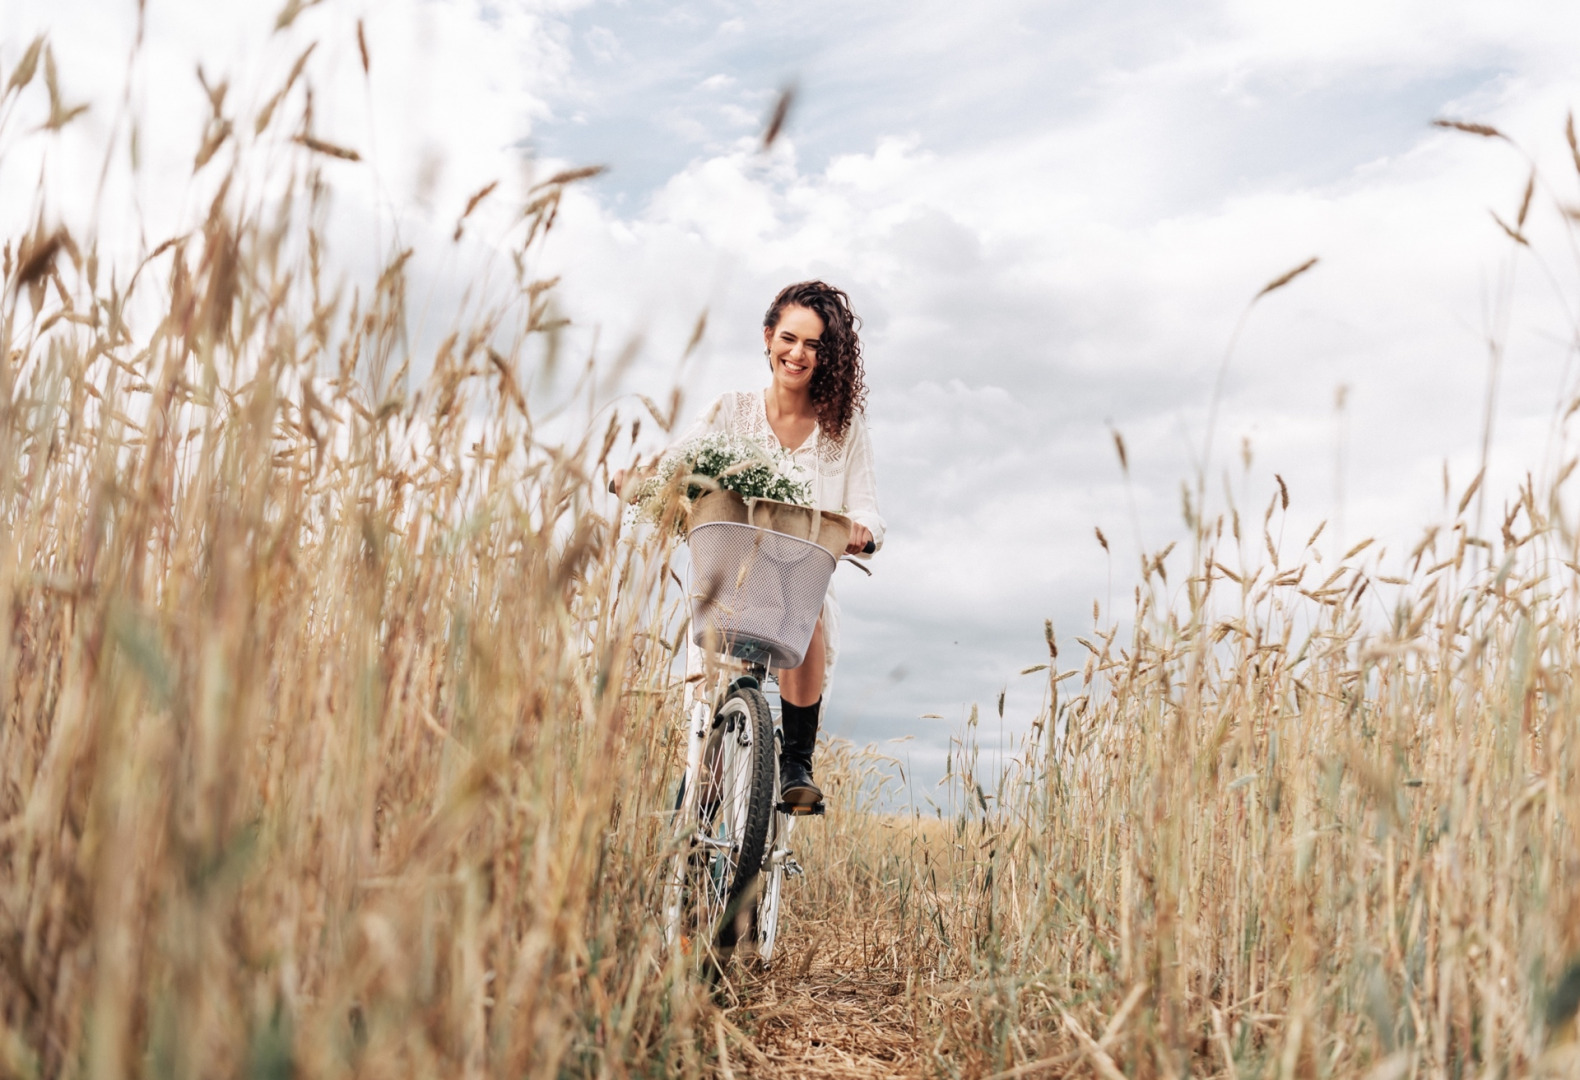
[682,685,776,964]
[750,726,786,965]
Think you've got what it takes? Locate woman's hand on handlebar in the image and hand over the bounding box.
[846,523,874,555]
[609,465,658,496]
[609,467,646,497]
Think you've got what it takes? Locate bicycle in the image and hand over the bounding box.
[661,509,873,974]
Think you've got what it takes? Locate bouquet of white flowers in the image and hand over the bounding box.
[632,433,812,532]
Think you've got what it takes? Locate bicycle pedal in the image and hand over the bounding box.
[776,801,826,816]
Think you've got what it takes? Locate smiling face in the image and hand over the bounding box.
[763,303,825,394]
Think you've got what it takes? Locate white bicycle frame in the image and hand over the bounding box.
[754,683,802,965]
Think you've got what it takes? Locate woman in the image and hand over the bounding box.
[669,280,885,809]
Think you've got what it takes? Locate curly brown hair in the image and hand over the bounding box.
[763,280,867,442]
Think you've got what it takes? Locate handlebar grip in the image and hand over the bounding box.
[862,539,876,555]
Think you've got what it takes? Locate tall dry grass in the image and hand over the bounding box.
[8,17,1580,1080]
[865,126,1580,1078]
[0,28,724,1079]
[905,489,1580,1078]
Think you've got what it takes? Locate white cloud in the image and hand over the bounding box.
[517,0,1580,767]
[585,25,623,64]
[0,0,581,278]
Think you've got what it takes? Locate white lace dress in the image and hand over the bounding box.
[675,389,886,698]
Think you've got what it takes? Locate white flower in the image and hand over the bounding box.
[631,434,812,531]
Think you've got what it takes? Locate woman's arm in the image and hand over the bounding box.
[842,414,885,555]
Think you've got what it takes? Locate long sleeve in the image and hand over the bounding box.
[840,413,886,553]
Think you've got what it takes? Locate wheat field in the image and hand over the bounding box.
[5,21,1580,1080]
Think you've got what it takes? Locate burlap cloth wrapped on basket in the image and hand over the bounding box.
[688,490,852,557]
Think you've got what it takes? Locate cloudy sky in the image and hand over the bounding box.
[8,1,1580,799]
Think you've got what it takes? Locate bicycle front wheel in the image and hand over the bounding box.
[755,819,786,964]
[680,685,776,964]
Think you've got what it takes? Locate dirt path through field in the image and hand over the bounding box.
[731,946,928,1079]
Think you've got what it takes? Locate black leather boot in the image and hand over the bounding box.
[779,698,824,808]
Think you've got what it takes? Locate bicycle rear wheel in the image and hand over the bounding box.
[675,685,776,965]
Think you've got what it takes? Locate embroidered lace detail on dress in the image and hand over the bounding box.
[740,391,844,467]
[812,431,844,466]
[732,392,771,443]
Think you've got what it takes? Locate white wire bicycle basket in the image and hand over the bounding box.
[687,521,837,669]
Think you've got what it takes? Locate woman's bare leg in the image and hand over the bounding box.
[779,618,824,706]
